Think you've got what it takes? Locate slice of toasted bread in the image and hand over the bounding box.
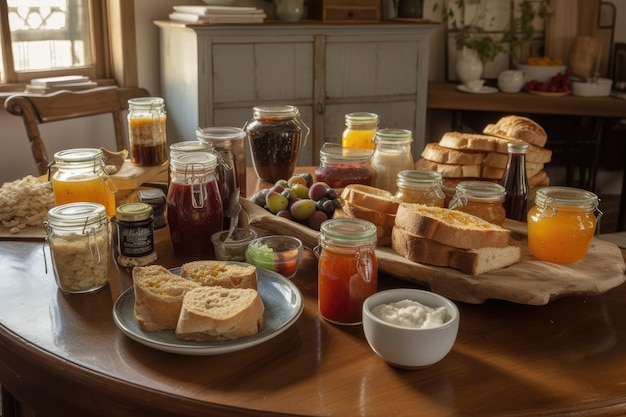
[340,184,399,215]
[421,142,486,165]
[180,261,258,290]
[415,158,482,178]
[333,207,392,246]
[439,131,514,153]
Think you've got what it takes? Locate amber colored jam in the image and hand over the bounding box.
[53,177,116,217]
[166,179,223,259]
[453,200,506,226]
[395,188,444,207]
[248,118,302,183]
[131,143,168,166]
[315,163,372,188]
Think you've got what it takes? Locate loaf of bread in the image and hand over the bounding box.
[180,260,257,290]
[483,115,548,147]
[175,286,264,341]
[133,265,200,332]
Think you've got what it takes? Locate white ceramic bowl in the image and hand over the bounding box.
[571,78,613,97]
[362,289,459,370]
[516,64,568,83]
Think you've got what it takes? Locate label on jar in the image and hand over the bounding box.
[117,219,154,257]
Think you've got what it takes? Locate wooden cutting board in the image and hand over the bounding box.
[241,198,626,305]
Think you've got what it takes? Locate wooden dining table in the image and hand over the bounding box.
[2,168,626,417]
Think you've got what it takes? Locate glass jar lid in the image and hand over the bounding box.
[345,112,379,127]
[320,218,377,247]
[116,202,153,222]
[535,186,599,211]
[128,97,165,111]
[53,148,104,166]
[374,128,413,145]
[170,151,218,172]
[169,140,213,157]
[253,105,299,120]
[46,202,107,230]
[319,142,374,163]
[455,181,506,202]
[196,127,247,144]
[397,170,443,189]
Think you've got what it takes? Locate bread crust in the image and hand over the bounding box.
[483,115,548,147]
[180,261,258,290]
[415,158,482,178]
[421,142,485,165]
[340,184,398,214]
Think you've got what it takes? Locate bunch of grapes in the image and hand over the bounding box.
[250,173,340,231]
[525,72,571,93]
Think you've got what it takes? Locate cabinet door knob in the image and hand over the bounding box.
[316,102,324,114]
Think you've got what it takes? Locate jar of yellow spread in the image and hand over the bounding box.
[527,186,600,264]
[341,112,379,150]
[448,181,506,226]
[395,170,445,207]
[128,97,168,166]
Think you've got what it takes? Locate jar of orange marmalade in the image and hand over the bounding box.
[341,112,379,150]
[395,170,445,207]
[317,218,378,325]
[128,97,168,166]
[448,181,506,226]
[528,186,600,264]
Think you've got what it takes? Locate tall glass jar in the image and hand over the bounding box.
[44,202,110,294]
[196,127,247,197]
[449,181,507,226]
[128,97,168,166]
[51,148,117,217]
[315,142,374,188]
[528,186,600,264]
[395,170,445,207]
[371,128,414,193]
[167,152,223,259]
[341,112,379,150]
[245,105,310,183]
[317,218,378,325]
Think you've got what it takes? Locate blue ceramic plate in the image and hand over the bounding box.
[113,265,303,355]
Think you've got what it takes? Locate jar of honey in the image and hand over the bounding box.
[128,97,168,166]
[395,170,445,207]
[448,181,506,226]
[341,112,379,150]
[51,148,117,217]
[167,152,223,259]
[317,218,378,325]
[528,186,600,264]
[314,142,374,188]
[370,128,414,194]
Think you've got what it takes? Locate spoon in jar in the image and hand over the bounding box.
[225,187,241,242]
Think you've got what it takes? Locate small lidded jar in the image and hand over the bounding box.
[528,186,600,264]
[395,170,445,207]
[317,218,378,325]
[370,128,414,194]
[128,97,168,166]
[448,181,507,226]
[44,202,110,294]
[341,112,379,150]
[315,142,374,188]
[114,202,157,268]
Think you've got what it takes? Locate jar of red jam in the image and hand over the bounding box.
[166,152,223,259]
[314,142,374,188]
[448,181,506,226]
[245,105,310,183]
[128,97,168,166]
[317,218,378,325]
[395,170,445,207]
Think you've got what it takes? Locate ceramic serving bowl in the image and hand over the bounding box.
[516,64,568,83]
[571,78,613,97]
[211,228,258,262]
[245,235,303,279]
[362,289,460,370]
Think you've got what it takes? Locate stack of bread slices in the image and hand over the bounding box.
[416,115,551,191]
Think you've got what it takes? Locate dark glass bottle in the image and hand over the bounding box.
[500,142,529,222]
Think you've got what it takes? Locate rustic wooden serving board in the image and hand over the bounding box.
[241,198,626,305]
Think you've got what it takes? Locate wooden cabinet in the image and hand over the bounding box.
[155,20,435,166]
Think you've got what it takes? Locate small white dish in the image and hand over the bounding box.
[457,84,498,95]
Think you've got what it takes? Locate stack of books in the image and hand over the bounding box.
[168,5,266,24]
[25,75,97,94]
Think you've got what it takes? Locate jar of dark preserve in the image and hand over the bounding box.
[245,105,310,183]
[114,202,157,268]
[167,152,223,259]
[315,143,374,188]
[196,127,247,197]
[128,97,168,166]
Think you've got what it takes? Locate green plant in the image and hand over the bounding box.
[502,1,553,64]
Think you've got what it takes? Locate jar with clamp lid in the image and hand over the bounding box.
[371,128,414,194]
[315,142,374,188]
[528,186,601,264]
[448,181,506,226]
[113,202,157,268]
[167,152,223,259]
[128,97,168,166]
[317,218,378,325]
[44,202,110,294]
[51,148,117,217]
[395,170,445,207]
[341,112,379,150]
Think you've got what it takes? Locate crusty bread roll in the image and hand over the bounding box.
[175,286,264,341]
[133,265,200,332]
[180,261,257,290]
[483,115,548,147]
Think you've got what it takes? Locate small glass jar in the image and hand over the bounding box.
[314,142,374,188]
[167,152,223,259]
[138,188,167,229]
[317,218,378,325]
[52,148,117,217]
[528,186,601,264]
[128,97,168,166]
[44,202,110,294]
[245,105,310,183]
[371,128,414,194]
[449,181,507,226]
[114,202,157,268]
[395,170,445,207]
[341,112,379,150]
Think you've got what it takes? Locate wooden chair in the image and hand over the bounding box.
[4,86,151,176]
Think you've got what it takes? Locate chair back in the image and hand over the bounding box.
[4,86,151,175]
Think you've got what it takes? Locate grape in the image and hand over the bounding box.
[307,210,328,231]
[287,175,307,187]
[325,188,337,200]
[275,179,289,188]
[308,182,328,201]
[276,209,293,220]
[265,190,289,214]
[291,183,310,199]
[290,199,316,221]
[250,189,269,206]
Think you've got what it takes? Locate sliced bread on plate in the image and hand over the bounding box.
[180,260,258,290]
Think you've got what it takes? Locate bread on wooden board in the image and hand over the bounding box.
[415,158,482,178]
[133,265,200,332]
[180,260,258,290]
[421,142,485,165]
[483,115,548,147]
[340,184,399,215]
[441,170,549,190]
[175,286,264,341]
[394,203,511,250]
[391,226,521,275]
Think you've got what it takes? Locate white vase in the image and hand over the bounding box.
[456,47,483,84]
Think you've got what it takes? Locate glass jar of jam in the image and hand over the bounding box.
[114,202,157,268]
[448,181,507,226]
[371,128,414,194]
[341,112,379,150]
[528,186,600,264]
[395,170,445,207]
[51,148,117,217]
[314,142,374,188]
[44,202,110,294]
[317,218,378,325]
[245,105,310,183]
[167,152,223,259]
[128,97,168,166]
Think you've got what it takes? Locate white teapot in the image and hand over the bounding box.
[498,70,524,93]
[275,0,304,22]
